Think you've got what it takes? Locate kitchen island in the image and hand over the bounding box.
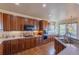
[0,35,54,55]
[54,37,66,54]
[55,36,79,55]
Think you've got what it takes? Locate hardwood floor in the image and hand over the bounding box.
[16,42,55,55]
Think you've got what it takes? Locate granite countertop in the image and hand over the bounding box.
[55,37,67,47]
[58,44,79,55]
[55,37,79,55]
[0,35,42,44]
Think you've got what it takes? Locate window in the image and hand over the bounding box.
[54,25,59,35]
[67,23,77,39]
[48,24,55,35]
[59,24,66,36]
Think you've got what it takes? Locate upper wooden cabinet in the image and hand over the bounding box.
[0,12,40,31]
[3,13,11,31]
[16,16,25,31]
[10,15,17,31]
[26,18,34,25]
[10,15,25,31]
[24,18,39,31]
[3,14,25,31]
[3,13,18,31]
[39,20,49,30]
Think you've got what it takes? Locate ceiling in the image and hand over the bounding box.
[0,3,79,22]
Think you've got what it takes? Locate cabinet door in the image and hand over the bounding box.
[54,39,66,54]
[20,17,25,31]
[24,39,31,49]
[10,15,17,31]
[27,18,34,25]
[18,39,25,51]
[39,20,43,30]
[3,13,11,31]
[43,20,49,29]
[10,40,18,54]
[0,44,3,55]
[36,37,41,46]
[39,20,49,30]
[2,40,11,55]
[30,37,36,48]
[17,16,25,31]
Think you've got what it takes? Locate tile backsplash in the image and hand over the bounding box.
[0,31,34,38]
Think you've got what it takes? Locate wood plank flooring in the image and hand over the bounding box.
[16,42,55,55]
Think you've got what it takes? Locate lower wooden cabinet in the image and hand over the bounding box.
[36,37,41,46]
[24,38,31,49]
[0,44,3,55]
[1,36,54,55]
[3,40,11,55]
[18,39,25,51]
[30,37,36,48]
[10,40,18,54]
[54,38,66,54]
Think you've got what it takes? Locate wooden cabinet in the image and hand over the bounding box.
[0,44,3,55]
[18,39,25,51]
[17,16,25,31]
[2,38,31,55]
[24,38,31,49]
[25,18,39,31]
[1,36,54,55]
[3,14,25,31]
[0,12,40,31]
[2,39,18,55]
[24,18,28,25]
[36,37,42,46]
[3,13,11,31]
[54,38,66,54]
[20,17,25,31]
[2,40,11,55]
[30,37,36,48]
[48,36,54,42]
[27,18,34,25]
[3,14,18,31]
[39,20,49,30]
[3,13,18,31]
[10,15,25,31]
[10,39,18,54]
[10,15,17,31]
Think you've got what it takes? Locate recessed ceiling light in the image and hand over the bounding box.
[49,14,52,17]
[42,4,46,8]
[15,3,20,5]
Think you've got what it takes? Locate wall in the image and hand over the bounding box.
[0,9,42,21]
